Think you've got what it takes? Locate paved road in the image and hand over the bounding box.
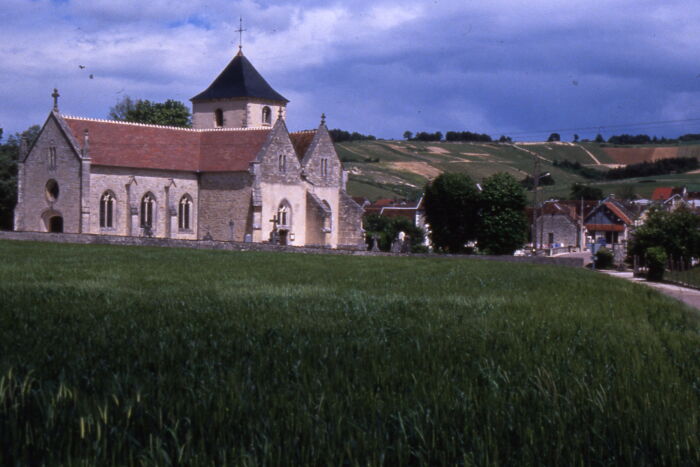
[601,270,700,314]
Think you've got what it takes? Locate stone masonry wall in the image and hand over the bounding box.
[17,115,83,233]
[0,230,586,267]
[338,192,365,249]
[536,214,579,247]
[198,172,253,241]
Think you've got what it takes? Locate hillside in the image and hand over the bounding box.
[0,240,698,464]
[337,140,700,200]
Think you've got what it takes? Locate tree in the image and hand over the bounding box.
[570,183,603,200]
[594,134,605,143]
[109,96,191,127]
[423,173,480,253]
[573,134,579,143]
[363,214,424,252]
[476,173,528,254]
[629,206,700,265]
[498,135,512,143]
[547,133,561,142]
[0,125,40,230]
[403,131,413,140]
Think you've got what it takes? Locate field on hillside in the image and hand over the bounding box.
[0,240,698,465]
[337,140,700,201]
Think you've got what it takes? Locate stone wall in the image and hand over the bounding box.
[0,230,586,267]
[198,172,253,241]
[16,114,83,233]
[89,166,199,239]
[337,192,366,249]
[536,214,579,248]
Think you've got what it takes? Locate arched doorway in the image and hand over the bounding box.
[49,216,63,233]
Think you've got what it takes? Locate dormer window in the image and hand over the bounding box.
[262,106,271,125]
[214,108,224,127]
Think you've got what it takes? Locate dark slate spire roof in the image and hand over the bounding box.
[191,50,288,103]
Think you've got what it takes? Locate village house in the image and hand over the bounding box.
[13,47,365,249]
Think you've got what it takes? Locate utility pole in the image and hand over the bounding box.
[531,156,540,251]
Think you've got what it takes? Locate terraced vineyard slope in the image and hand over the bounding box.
[338,140,700,200]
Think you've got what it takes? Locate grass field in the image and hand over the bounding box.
[337,140,700,201]
[0,240,698,465]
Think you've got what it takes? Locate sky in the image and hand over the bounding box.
[2,0,700,142]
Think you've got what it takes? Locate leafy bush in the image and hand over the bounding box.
[594,247,614,269]
[646,246,667,281]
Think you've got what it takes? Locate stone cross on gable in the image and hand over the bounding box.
[52,88,60,112]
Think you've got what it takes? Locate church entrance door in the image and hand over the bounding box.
[48,216,64,233]
[279,229,288,245]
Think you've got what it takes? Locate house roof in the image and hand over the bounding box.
[63,116,271,172]
[289,130,316,160]
[603,201,633,225]
[191,50,288,103]
[651,187,674,201]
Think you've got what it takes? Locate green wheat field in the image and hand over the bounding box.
[0,240,698,465]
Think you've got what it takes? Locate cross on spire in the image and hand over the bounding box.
[52,88,60,112]
[235,17,247,52]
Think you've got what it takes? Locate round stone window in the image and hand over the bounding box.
[45,179,59,201]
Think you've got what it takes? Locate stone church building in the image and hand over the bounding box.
[14,49,365,248]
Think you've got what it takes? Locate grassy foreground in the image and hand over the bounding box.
[0,240,698,465]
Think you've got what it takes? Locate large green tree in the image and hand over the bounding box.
[629,206,700,264]
[423,173,480,253]
[477,173,528,254]
[0,125,40,230]
[109,96,191,127]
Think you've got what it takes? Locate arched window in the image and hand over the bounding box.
[100,191,115,228]
[214,108,224,127]
[262,106,271,125]
[140,192,156,228]
[278,201,291,227]
[320,158,328,177]
[178,194,193,230]
[322,200,332,233]
[278,154,286,173]
[45,179,59,202]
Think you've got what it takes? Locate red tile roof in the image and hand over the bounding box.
[651,187,674,201]
[289,131,316,160]
[63,117,271,172]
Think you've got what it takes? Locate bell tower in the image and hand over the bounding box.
[191,19,288,129]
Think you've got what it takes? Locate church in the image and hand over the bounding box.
[13,47,365,249]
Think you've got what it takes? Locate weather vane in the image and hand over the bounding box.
[235,17,247,51]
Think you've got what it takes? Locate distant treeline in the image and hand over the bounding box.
[404,130,513,143]
[328,129,376,142]
[606,156,699,179]
[554,156,699,180]
[605,133,700,145]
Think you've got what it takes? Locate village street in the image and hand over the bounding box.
[601,270,700,314]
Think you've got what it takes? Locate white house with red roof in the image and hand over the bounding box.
[13,49,365,248]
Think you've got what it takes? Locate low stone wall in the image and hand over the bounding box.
[0,230,584,268]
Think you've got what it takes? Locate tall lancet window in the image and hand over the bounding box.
[278,154,286,173]
[214,108,224,127]
[278,202,291,227]
[178,194,193,230]
[262,106,271,125]
[100,191,115,228]
[140,192,156,228]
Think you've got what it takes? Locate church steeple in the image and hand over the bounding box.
[190,25,288,130]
